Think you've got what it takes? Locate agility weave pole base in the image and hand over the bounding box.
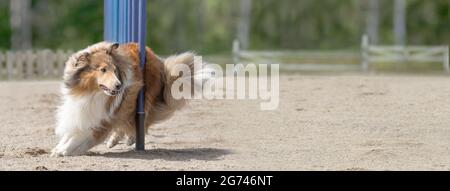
[104,0,147,151]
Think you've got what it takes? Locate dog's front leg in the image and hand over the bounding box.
[106,130,124,148]
[106,130,135,148]
[51,130,91,157]
[124,120,137,146]
[51,128,109,157]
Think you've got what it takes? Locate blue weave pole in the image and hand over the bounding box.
[104,0,147,151]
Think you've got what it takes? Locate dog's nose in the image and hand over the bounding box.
[115,83,122,90]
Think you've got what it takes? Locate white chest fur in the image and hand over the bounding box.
[55,87,114,137]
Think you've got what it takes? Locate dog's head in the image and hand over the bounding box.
[64,42,123,96]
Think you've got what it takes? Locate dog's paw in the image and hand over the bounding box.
[51,132,94,157]
[51,146,88,157]
[50,147,67,157]
[50,151,63,157]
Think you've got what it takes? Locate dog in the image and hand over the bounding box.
[51,42,205,156]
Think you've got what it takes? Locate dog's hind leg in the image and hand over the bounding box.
[125,134,136,146]
[122,119,137,147]
[106,119,135,148]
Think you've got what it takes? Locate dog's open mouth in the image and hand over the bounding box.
[99,85,120,96]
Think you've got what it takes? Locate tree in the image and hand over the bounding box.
[394,0,406,46]
[10,0,32,50]
[237,0,252,50]
[0,0,448,52]
[366,0,380,44]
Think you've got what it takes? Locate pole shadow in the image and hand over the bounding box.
[92,148,232,161]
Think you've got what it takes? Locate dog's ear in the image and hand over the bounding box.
[82,51,90,59]
[107,43,119,55]
[74,52,90,67]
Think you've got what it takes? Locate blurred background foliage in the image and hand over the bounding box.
[0,0,448,55]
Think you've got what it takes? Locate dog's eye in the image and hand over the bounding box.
[101,68,106,73]
[74,61,83,67]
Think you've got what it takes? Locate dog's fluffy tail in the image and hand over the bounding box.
[150,52,209,123]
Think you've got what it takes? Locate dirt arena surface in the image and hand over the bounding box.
[0,74,449,171]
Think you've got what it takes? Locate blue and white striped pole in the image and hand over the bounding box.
[104,0,147,151]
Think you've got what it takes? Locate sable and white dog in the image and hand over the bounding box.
[51,42,204,156]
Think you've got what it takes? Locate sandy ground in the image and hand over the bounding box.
[0,74,449,171]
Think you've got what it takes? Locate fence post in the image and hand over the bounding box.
[25,50,35,79]
[54,50,64,78]
[47,50,58,78]
[444,46,449,73]
[361,35,369,72]
[0,52,4,79]
[16,51,26,79]
[401,46,408,63]
[6,52,14,80]
[233,39,240,65]
[36,50,47,78]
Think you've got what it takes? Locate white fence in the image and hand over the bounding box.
[0,50,74,79]
[232,40,361,72]
[233,38,449,73]
[361,35,449,72]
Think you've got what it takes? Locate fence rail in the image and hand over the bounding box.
[361,35,449,72]
[0,50,74,80]
[232,40,361,72]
